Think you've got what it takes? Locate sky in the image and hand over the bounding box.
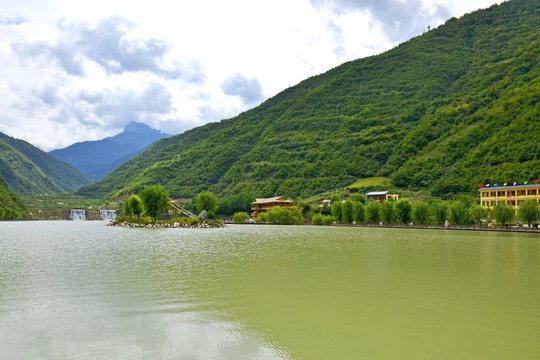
[0,0,500,151]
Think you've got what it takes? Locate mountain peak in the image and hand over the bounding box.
[123,122,154,134]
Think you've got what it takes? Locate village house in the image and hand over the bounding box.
[365,191,399,203]
[478,183,540,209]
[251,196,292,218]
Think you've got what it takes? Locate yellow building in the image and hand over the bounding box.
[365,191,399,203]
[251,196,292,218]
[478,184,540,208]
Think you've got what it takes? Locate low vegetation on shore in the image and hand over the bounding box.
[231,192,539,229]
[110,215,224,228]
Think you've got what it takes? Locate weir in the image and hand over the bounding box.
[70,209,86,221]
[100,210,117,221]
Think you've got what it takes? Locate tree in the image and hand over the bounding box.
[331,194,342,223]
[448,201,468,225]
[342,199,353,224]
[218,192,255,216]
[312,213,323,225]
[469,204,487,224]
[232,212,250,224]
[430,201,447,225]
[492,202,515,226]
[412,202,430,224]
[128,195,143,219]
[353,202,365,223]
[381,200,396,224]
[196,191,218,215]
[321,215,334,225]
[365,201,381,224]
[518,199,539,226]
[123,199,132,218]
[351,194,366,204]
[266,206,303,225]
[255,212,268,224]
[395,199,412,224]
[140,185,169,223]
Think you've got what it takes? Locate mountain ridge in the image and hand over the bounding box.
[49,122,171,181]
[77,0,539,200]
[0,132,91,196]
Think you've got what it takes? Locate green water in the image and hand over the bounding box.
[0,221,539,359]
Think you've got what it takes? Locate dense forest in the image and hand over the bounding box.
[0,175,27,218]
[77,0,539,201]
[0,132,91,196]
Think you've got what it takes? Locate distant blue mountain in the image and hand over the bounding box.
[49,122,171,181]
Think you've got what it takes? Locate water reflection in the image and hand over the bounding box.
[0,221,539,359]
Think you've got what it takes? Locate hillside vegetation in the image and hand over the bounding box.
[0,175,26,215]
[0,132,91,196]
[78,0,539,200]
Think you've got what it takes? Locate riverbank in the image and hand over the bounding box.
[329,222,540,233]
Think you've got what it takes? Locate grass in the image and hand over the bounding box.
[346,177,389,190]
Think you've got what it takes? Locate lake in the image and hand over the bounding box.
[1,221,539,359]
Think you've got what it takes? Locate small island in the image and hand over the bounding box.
[109,186,225,229]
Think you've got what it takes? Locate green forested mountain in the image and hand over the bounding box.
[78,0,540,200]
[0,175,26,213]
[0,132,92,196]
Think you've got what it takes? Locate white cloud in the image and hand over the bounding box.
[0,0,500,151]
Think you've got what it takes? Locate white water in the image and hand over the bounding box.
[69,209,86,221]
[100,209,117,221]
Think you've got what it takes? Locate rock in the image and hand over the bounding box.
[444,220,450,228]
[488,223,494,228]
[198,210,207,222]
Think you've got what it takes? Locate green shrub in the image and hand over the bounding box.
[342,199,354,224]
[321,215,335,225]
[232,212,250,224]
[365,201,381,224]
[449,201,469,225]
[353,202,365,223]
[430,201,448,225]
[255,212,268,224]
[518,199,539,226]
[395,199,412,224]
[381,200,396,224]
[412,202,430,224]
[312,213,323,225]
[266,206,303,225]
[492,202,515,226]
[469,204,488,224]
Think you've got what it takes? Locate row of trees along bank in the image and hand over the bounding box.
[311,195,539,227]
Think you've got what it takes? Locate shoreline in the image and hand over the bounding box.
[323,223,540,233]
[3,219,539,234]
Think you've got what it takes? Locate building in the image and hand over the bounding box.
[365,191,399,203]
[321,199,331,207]
[251,196,291,218]
[478,184,540,208]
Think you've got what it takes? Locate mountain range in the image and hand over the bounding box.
[0,132,91,197]
[76,0,539,201]
[49,122,171,181]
